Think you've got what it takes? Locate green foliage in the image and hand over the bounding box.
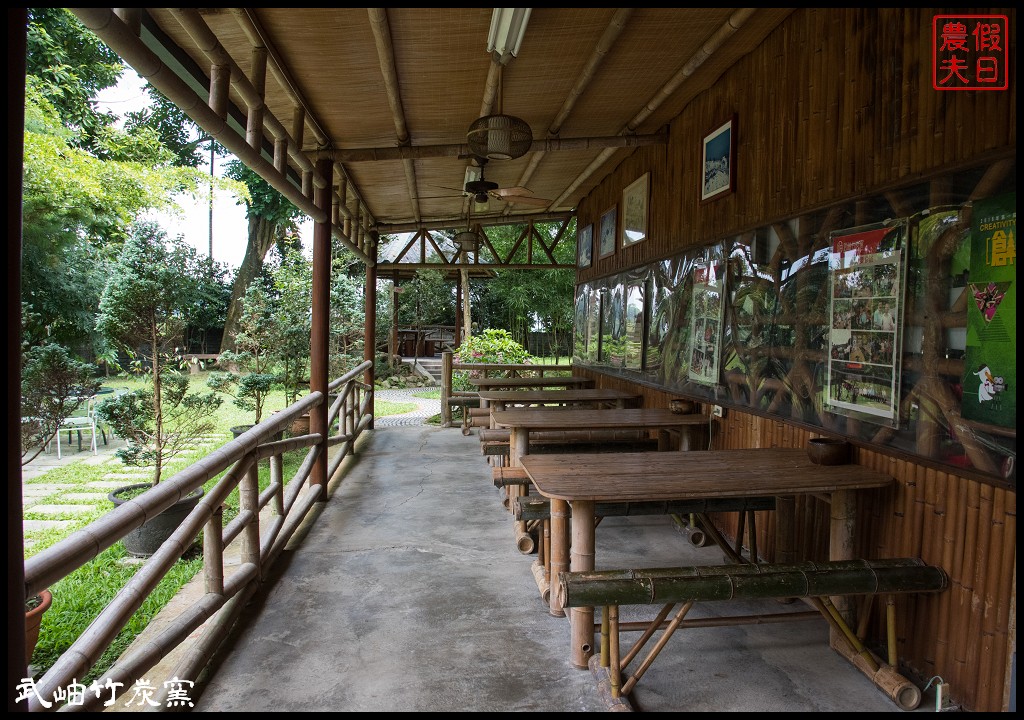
[95,223,225,484]
[97,371,222,479]
[268,247,312,403]
[209,282,278,423]
[26,8,123,155]
[452,328,534,391]
[20,343,100,465]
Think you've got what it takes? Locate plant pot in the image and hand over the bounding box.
[288,413,311,436]
[806,437,851,465]
[108,483,205,558]
[25,589,52,665]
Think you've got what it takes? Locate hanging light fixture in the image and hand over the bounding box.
[466,10,533,161]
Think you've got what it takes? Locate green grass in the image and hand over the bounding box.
[412,389,441,400]
[25,369,411,685]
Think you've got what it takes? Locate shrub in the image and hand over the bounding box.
[452,329,534,391]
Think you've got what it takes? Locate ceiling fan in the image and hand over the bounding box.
[424,159,551,208]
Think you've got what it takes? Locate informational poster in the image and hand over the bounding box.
[825,222,906,425]
[687,261,725,385]
[962,192,1015,428]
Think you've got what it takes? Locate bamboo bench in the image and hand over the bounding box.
[479,428,657,456]
[557,558,949,711]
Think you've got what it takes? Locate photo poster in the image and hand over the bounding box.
[687,261,726,385]
[962,192,1015,428]
[825,222,907,425]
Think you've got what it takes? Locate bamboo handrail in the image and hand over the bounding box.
[24,361,375,712]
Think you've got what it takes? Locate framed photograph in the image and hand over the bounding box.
[598,205,617,259]
[701,115,736,202]
[621,172,649,247]
[577,223,593,268]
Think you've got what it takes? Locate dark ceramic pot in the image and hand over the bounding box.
[806,437,851,465]
[108,484,204,557]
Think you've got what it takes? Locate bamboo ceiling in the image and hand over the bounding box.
[74,8,794,265]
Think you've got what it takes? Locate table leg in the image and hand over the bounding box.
[549,499,569,618]
[510,428,530,552]
[569,499,596,669]
[829,489,856,647]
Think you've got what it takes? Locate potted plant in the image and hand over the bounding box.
[95,222,224,556]
[207,281,279,439]
[25,589,53,666]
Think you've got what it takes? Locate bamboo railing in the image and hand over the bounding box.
[21,361,374,712]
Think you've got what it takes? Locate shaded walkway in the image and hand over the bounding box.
[191,427,914,712]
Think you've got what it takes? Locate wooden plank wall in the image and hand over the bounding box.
[572,8,1016,712]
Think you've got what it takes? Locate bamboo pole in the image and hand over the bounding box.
[933,474,960,673]
[549,499,570,618]
[951,481,981,691]
[609,605,622,698]
[963,483,995,710]
[619,603,674,669]
[203,504,224,595]
[620,600,695,696]
[975,487,1005,710]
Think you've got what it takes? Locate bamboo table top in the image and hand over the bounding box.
[468,376,594,390]
[491,407,710,432]
[519,449,893,502]
[476,388,640,405]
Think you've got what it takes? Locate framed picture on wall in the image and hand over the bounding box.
[621,172,649,247]
[701,115,736,202]
[599,205,617,259]
[577,223,593,268]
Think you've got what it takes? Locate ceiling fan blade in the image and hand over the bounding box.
[491,186,534,199]
[496,194,551,208]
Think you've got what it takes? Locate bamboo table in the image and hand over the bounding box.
[492,407,711,461]
[477,388,641,427]
[467,376,595,391]
[518,449,894,669]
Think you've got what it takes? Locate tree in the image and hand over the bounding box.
[20,343,101,466]
[220,161,304,353]
[207,281,278,425]
[268,246,312,405]
[95,222,223,485]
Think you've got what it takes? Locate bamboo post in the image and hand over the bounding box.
[203,504,224,595]
[441,351,452,427]
[829,488,856,637]
[569,500,597,668]
[609,605,622,698]
[240,460,261,581]
[549,499,569,618]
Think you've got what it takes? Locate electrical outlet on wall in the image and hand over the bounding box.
[712,405,724,418]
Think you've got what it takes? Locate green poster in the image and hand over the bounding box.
[962,193,1016,428]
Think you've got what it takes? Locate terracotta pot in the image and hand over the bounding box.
[26,589,53,665]
[289,413,311,436]
[108,484,205,557]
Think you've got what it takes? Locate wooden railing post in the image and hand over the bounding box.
[442,351,453,427]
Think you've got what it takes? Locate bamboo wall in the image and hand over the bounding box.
[572,8,1016,713]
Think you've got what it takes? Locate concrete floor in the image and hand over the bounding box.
[186,425,930,713]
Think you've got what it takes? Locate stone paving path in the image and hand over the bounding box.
[20,388,441,550]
